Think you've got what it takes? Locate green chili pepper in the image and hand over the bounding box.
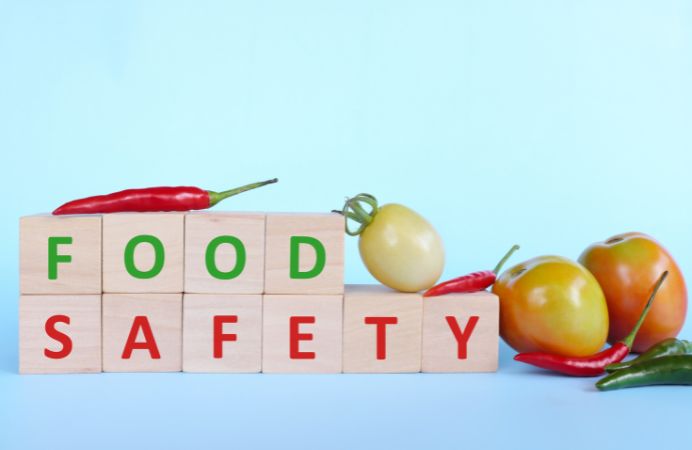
[596,354,692,391]
[604,338,692,373]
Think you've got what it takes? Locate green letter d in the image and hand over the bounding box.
[290,236,326,279]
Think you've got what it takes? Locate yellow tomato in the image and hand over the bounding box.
[357,203,445,292]
[492,255,609,357]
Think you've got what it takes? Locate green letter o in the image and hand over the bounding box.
[205,236,246,280]
[124,235,165,279]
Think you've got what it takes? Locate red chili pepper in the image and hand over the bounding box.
[52,179,278,215]
[514,271,668,377]
[423,245,520,297]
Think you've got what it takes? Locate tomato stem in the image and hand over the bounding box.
[348,200,373,225]
[335,193,379,236]
[332,209,364,224]
[492,245,520,275]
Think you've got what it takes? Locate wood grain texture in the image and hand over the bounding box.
[102,293,182,372]
[262,295,343,373]
[264,213,344,295]
[343,284,423,373]
[20,214,102,294]
[102,213,184,293]
[19,295,102,374]
[421,291,499,373]
[183,294,262,373]
[184,212,265,294]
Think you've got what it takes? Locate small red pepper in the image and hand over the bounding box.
[423,245,520,297]
[514,271,668,377]
[52,178,278,215]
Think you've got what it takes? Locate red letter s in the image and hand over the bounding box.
[44,315,73,359]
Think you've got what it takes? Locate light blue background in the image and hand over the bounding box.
[1,1,691,448]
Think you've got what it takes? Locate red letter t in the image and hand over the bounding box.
[365,317,398,360]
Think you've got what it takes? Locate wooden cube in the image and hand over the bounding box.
[183,294,262,373]
[19,295,102,374]
[422,291,499,373]
[262,295,342,373]
[264,213,344,295]
[343,284,422,373]
[184,212,265,294]
[20,214,102,294]
[102,293,182,372]
[103,213,185,293]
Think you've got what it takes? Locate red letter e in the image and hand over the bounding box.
[290,316,315,359]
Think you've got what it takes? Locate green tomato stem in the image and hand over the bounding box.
[492,245,520,275]
[334,193,379,236]
[620,271,668,349]
[332,210,364,224]
[353,194,378,211]
[348,200,373,225]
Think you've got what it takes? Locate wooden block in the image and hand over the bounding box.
[184,212,265,294]
[264,213,344,295]
[20,214,102,294]
[183,294,262,373]
[422,291,499,373]
[343,284,422,373]
[102,293,182,372]
[262,295,342,373]
[103,212,184,293]
[19,295,102,374]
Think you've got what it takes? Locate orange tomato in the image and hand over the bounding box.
[492,255,609,357]
[578,232,688,353]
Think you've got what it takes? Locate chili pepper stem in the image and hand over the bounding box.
[207,178,278,207]
[493,245,520,274]
[620,271,668,349]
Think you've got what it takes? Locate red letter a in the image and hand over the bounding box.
[122,316,161,359]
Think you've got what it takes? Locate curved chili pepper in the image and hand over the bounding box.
[596,354,692,391]
[423,245,520,297]
[514,271,668,377]
[52,178,278,215]
[605,338,692,373]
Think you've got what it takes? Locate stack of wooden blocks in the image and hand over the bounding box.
[19,211,499,374]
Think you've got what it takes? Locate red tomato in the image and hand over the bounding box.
[578,232,688,353]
